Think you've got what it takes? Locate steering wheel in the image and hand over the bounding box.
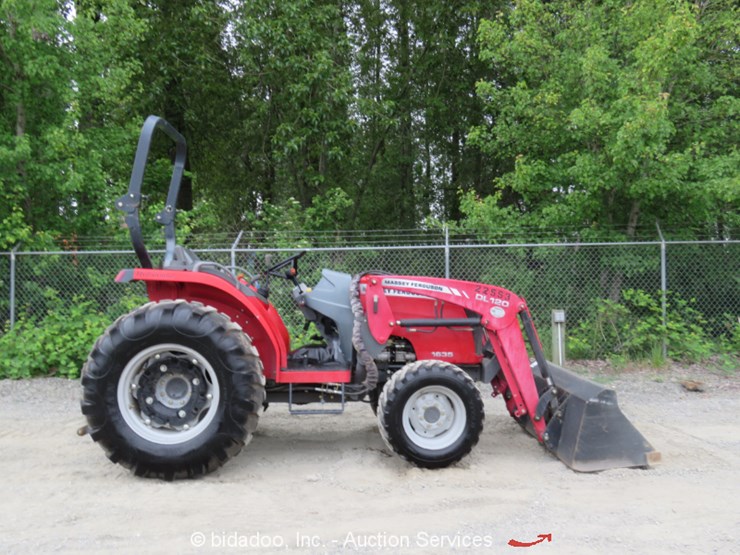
[263,251,306,285]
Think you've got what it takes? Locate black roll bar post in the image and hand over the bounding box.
[116,115,187,269]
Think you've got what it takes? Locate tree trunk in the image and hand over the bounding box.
[447,130,461,221]
[8,18,30,217]
[396,0,414,227]
[607,200,641,301]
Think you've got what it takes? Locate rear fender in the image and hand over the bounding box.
[116,268,289,380]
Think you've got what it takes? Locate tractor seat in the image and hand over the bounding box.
[165,246,264,302]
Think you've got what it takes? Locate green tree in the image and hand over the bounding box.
[1,0,735,245]
[65,0,148,238]
[131,0,246,223]
[0,0,70,248]
[234,0,355,218]
[404,0,499,222]
[345,0,501,228]
[469,0,738,241]
[1,0,151,247]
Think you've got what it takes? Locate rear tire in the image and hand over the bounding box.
[377,360,484,468]
[81,300,265,479]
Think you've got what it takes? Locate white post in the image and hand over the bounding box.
[551,309,566,366]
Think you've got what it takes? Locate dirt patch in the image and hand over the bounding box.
[1,366,738,554]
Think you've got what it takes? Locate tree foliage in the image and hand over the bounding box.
[0,0,736,248]
[469,0,738,240]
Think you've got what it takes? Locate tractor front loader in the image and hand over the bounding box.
[80,116,660,479]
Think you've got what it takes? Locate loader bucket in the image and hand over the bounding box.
[534,362,660,472]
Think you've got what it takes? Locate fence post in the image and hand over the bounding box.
[444,225,450,279]
[231,230,244,270]
[656,222,668,358]
[9,244,19,329]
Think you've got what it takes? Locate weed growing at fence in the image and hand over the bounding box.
[0,295,107,379]
[568,289,722,363]
[0,291,147,379]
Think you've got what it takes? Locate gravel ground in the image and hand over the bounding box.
[0,365,738,555]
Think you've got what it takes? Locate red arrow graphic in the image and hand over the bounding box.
[508,534,552,548]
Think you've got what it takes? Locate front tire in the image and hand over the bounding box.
[81,300,265,479]
[377,360,484,468]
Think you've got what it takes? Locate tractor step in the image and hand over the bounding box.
[288,383,346,415]
[278,367,352,384]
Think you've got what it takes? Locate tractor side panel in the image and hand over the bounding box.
[381,295,481,364]
[361,275,524,365]
[117,269,290,380]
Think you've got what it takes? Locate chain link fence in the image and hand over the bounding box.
[0,253,9,328]
[1,237,738,359]
[451,242,662,329]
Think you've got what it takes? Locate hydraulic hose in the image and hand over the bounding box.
[350,273,378,393]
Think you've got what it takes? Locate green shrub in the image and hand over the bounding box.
[0,293,110,379]
[568,289,715,362]
[718,314,740,352]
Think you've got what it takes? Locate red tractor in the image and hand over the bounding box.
[80,117,659,479]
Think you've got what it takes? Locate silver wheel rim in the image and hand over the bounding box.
[401,385,467,450]
[116,343,220,445]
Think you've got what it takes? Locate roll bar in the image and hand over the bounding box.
[116,115,187,269]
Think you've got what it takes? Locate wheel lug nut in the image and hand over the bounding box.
[130,383,137,390]
[159,364,167,372]
[178,410,186,418]
[183,424,190,430]
[192,358,198,365]
[145,397,154,405]
[144,418,152,426]
[192,378,200,386]
[154,354,160,360]
[206,393,213,400]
